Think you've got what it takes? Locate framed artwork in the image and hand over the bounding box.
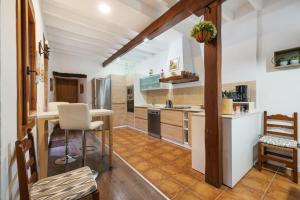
[169,57,180,71]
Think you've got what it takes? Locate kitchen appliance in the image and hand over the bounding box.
[127,85,134,112]
[92,77,111,129]
[165,100,173,108]
[148,109,161,139]
[235,85,248,102]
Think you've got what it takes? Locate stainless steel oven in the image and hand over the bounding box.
[127,86,134,112]
[148,109,161,139]
[127,100,134,112]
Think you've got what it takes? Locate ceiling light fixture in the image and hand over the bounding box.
[98,3,111,14]
[143,38,149,42]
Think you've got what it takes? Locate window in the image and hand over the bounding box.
[16,0,37,139]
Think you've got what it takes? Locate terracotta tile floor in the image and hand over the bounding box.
[101,127,300,200]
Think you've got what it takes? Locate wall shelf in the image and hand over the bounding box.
[159,75,199,84]
[273,47,300,69]
[274,63,300,69]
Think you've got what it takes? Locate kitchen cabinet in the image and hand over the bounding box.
[160,109,184,144]
[191,112,259,188]
[134,118,148,132]
[111,75,126,104]
[161,109,183,126]
[110,75,127,127]
[161,123,184,144]
[126,112,134,127]
[112,104,127,127]
[140,74,167,91]
[135,107,148,120]
[134,107,148,132]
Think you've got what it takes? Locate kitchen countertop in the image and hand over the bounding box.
[135,105,204,112]
[160,107,204,112]
[192,111,260,119]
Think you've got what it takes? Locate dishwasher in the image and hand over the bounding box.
[148,109,161,139]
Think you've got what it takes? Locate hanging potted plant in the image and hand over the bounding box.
[191,21,217,43]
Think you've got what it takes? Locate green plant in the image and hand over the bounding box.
[191,20,217,40]
[289,54,299,60]
[277,57,288,62]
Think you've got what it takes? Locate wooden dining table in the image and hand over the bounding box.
[36,109,114,179]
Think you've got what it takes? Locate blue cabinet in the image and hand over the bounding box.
[140,74,161,91]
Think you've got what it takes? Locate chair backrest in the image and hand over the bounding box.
[15,130,38,200]
[58,103,91,130]
[48,102,69,112]
[263,111,298,141]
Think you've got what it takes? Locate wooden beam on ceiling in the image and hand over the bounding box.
[102,0,219,67]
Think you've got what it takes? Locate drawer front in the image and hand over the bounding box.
[161,110,183,126]
[161,123,183,144]
[135,107,148,119]
[134,118,148,132]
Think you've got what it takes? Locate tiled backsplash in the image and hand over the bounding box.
[146,81,256,106]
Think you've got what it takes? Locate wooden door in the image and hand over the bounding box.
[55,78,78,103]
[17,0,37,139]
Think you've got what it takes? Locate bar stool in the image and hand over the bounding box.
[58,103,103,178]
[48,102,69,126]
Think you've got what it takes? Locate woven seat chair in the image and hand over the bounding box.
[15,131,99,200]
[258,111,298,183]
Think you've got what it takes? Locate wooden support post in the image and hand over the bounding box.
[204,1,223,188]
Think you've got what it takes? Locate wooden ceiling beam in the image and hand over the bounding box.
[102,0,218,67]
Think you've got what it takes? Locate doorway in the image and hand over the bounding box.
[55,77,79,103]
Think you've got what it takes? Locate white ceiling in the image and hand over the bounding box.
[41,0,264,67]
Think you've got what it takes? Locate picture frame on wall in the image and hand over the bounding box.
[169,57,180,71]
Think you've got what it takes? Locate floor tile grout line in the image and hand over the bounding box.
[215,187,228,200]
[113,151,171,200]
[260,167,279,200]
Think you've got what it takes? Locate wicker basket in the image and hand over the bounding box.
[194,31,212,43]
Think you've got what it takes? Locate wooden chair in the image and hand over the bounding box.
[15,130,100,200]
[258,111,298,183]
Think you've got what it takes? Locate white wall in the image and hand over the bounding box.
[259,1,300,170]
[49,52,127,106]
[221,0,300,169]
[0,0,46,199]
[222,11,258,83]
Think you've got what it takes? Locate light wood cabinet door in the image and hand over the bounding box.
[134,117,148,132]
[134,107,148,120]
[161,110,183,126]
[112,103,126,127]
[126,112,134,127]
[111,75,126,104]
[161,123,183,144]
